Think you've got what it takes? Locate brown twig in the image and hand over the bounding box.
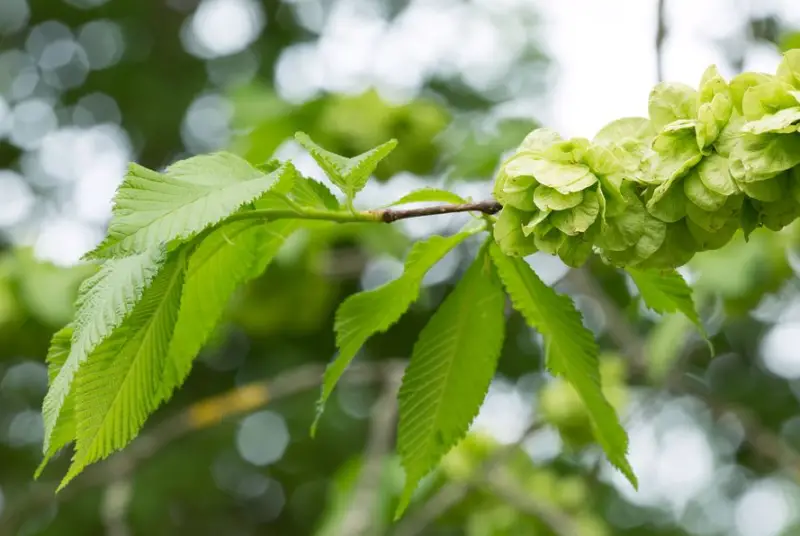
[374,201,502,223]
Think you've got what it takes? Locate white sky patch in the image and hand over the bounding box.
[472,378,534,444]
[602,396,717,518]
[534,0,771,138]
[34,217,102,266]
[0,170,35,227]
[761,323,800,379]
[185,0,265,58]
[734,478,800,536]
[534,0,657,138]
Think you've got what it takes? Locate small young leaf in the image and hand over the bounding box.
[290,177,340,210]
[313,232,472,435]
[41,247,167,469]
[626,267,706,338]
[60,251,188,489]
[86,153,296,260]
[388,188,467,207]
[158,219,299,402]
[489,244,636,488]
[35,325,75,477]
[295,132,397,202]
[396,247,505,517]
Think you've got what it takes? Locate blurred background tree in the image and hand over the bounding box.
[1,1,800,535]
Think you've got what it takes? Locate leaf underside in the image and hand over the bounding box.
[86,153,294,260]
[395,246,506,517]
[61,251,188,489]
[489,243,637,488]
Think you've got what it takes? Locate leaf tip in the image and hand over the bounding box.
[393,485,415,521]
[309,410,322,439]
[294,131,313,147]
[33,458,50,480]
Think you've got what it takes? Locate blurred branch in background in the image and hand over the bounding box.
[100,477,132,536]
[0,361,404,536]
[655,0,668,83]
[337,370,400,536]
[571,264,800,485]
[395,421,575,536]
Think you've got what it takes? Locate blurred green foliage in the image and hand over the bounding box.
[2,1,800,536]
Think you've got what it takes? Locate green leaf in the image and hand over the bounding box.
[159,219,299,403]
[741,81,799,120]
[740,107,800,134]
[646,177,687,223]
[627,267,706,339]
[648,128,703,184]
[489,244,636,487]
[593,117,654,146]
[86,153,296,259]
[648,82,698,130]
[291,177,340,210]
[696,153,738,196]
[597,199,648,252]
[636,220,697,270]
[494,170,537,212]
[550,190,600,236]
[60,251,188,489]
[396,247,506,517]
[737,175,784,202]
[40,247,167,470]
[686,217,737,251]
[730,72,773,114]
[35,325,75,478]
[519,128,563,152]
[388,188,467,207]
[506,157,597,194]
[730,133,800,182]
[295,132,397,201]
[493,207,538,257]
[685,194,743,233]
[541,138,592,163]
[558,228,597,268]
[600,213,666,267]
[777,49,800,88]
[313,232,473,434]
[696,94,732,150]
[521,209,552,237]
[714,114,746,157]
[533,225,566,255]
[683,170,726,212]
[757,196,800,231]
[533,185,583,211]
[698,65,729,106]
[741,199,760,240]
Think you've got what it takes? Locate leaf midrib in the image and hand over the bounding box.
[77,262,183,458]
[101,171,277,256]
[403,288,470,472]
